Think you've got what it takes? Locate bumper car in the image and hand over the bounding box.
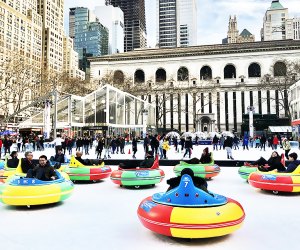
[0,158,22,183]
[0,160,4,169]
[137,174,245,238]
[110,156,165,188]
[174,154,220,179]
[0,171,74,207]
[61,156,111,182]
[248,165,300,194]
[238,165,257,180]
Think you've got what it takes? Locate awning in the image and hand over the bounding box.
[268,126,292,133]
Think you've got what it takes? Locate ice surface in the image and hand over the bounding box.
[1,144,299,250]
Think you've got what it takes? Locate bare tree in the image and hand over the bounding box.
[0,55,39,119]
[257,59,300,121]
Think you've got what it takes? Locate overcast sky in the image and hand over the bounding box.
[64,0,300,47]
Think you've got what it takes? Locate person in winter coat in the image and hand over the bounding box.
[279,152,300,173]
[132,137,138,159]
[96,137,104,159]
[260,135,267,151]
[243,136,249,150]
[183,137,193,159]
[212,135,219,151]
[162,138,171,159]
[219,135,225,150]
[250,151,285,172]
[282,138,291,160]
[185,147,212,164]
[224,136,234,160]
[272,135,279,150]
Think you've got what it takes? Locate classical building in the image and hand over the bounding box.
[63,36,85,80]
[223,15,255,44]
[290,80,300,138]
[105,0,147,52]
[261,0,294,41]
[94,5,124,54]
[89,40,300,133]
[37,0,64,71]
[157,0,197,48]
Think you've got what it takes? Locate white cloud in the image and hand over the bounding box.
[64,0,300,46]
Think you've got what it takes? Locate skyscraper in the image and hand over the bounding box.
[157,0,197,48]
[261,0,293,41]
[70,7,109,76]
[105,0,147,52]
[37,0,65,71]
[94,5,124,54]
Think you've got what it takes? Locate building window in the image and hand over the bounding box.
[156,68,166,83]
[224,64,236,79]
[274,61,287,77]
[177,67,189,81]
[248,63,261,77]
[134,69,145,83]
[113,70,124,84]
[200,66,212,80]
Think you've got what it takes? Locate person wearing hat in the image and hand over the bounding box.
[279,152,300,173]
[166,168,211,195]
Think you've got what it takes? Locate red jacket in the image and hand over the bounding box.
[273,137,279,145]
[0,139,2,147]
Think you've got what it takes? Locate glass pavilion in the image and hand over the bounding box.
[19,85,156,137]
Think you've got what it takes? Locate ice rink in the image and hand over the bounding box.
[1,161,300,250]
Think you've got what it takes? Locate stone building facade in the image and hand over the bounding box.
[90,40,300,133]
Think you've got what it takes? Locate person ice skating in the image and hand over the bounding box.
[132,136,138,159]
[282,138,291,160]
[243,136,249,150]
[212,135,219,151]
[183,137,193,159]
[224,136,234,160]
[162,138,170,159]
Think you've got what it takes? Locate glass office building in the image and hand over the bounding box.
[71,7,109,74]
[19,85,156,137]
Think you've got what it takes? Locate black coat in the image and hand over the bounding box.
[29,162,56,181]
[21,158,36,173]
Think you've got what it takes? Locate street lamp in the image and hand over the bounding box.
[247,106,255,138]
[142,108,148,138]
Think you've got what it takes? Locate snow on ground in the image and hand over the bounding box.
[1,143,300,250]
